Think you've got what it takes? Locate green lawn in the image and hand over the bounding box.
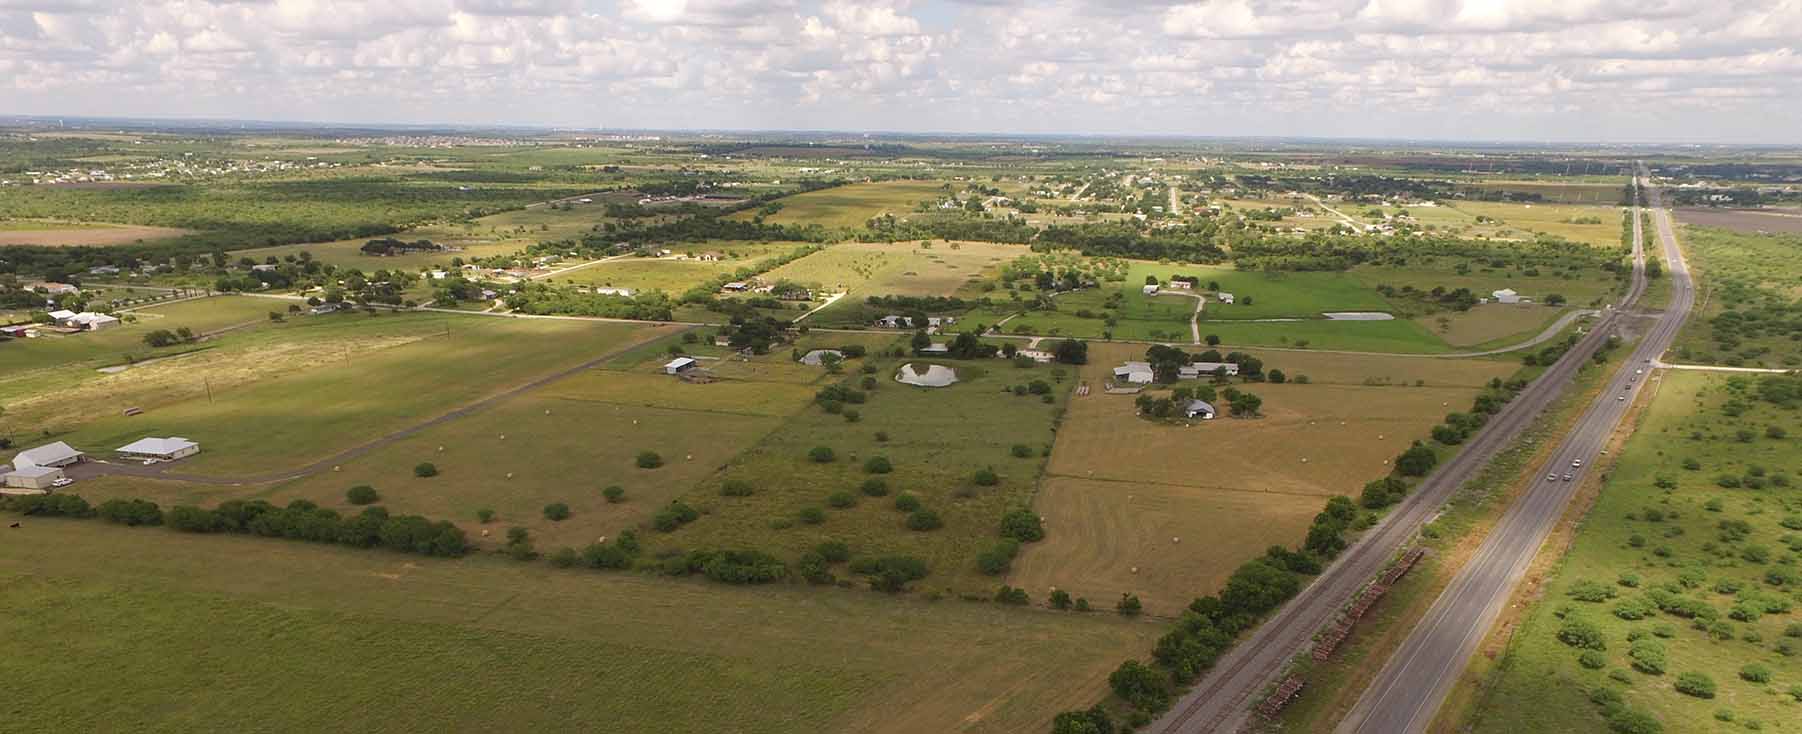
[1464,371,1802,734]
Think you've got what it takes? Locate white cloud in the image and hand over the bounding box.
[0,0,1794,142]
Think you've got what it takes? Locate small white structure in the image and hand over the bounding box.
[1142,284,1160,295]
[2,465,63,492]
[664,357,697,375]
[721,282,750,292]
[1216,292,1236,304]
[1167,280,1193,290]
[1184,400,1217,420]
[1179,361,1241,379]
[12,441,84,470]
[1491,288,1521,304]
[1113,362,1155,384]
[919,343,950,355]
[67,312,120,331]
[35,282,80,296]
[799,349,844,366]
[1015,349,1055,363]
[47,309,77,325]
[593,287,635,297]
[116,436,201,461]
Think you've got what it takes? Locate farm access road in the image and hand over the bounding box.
[1335,174,1694,734]
[1151,174,1671,734]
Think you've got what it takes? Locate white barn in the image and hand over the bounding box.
[12,441,84,470]
[2,465,63,492]
[1179,362,1241,379]
[116,436,201,461]
[1492,288,1521,304]
[1113,361,1155,384]
[664,357,698,375]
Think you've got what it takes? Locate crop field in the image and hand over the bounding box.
[646,351,1072,591]
[44,315,670,478]
[0,520,1160,734]
[1416,303,1569,349]
[1463,371,1802,734]
[1017,342,1516,613]
[732,180,949,228]
[0,219,191,246]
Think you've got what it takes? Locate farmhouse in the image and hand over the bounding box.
[309,302,347,315]
[1113,362,1155,384]
[1491,288,1521,304]
[1179,361,1240,379]
[2,465,63,492]
[116,436,201,461]
[875,315,907,328]
[32,282,80,296]
[1016,349,1055,363]
[664,357,698,375]
[1184,400,1217,420]
[66,312,120,331]
[1216,292,1236,304]
[12,441,84,469]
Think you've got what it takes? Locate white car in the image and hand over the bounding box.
[1547,473,1558,482]
[1618,395,1626,401]
[1572,459,1584,468]
[50,477,74,488]
[1563,473,1575,481]
[1635,368,1644,375]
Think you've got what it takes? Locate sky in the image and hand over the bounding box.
[1,0,1799,144]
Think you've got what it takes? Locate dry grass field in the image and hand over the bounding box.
[731,180,949,228]
[1415,303,1568,348]
[766,240,1027,296]
[0,520,1160,734]
[0,220,191,246]
[1015,342,1517,614]
[1675,207,1802,235]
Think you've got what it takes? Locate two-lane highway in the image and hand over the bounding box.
[1336,172,1694,734]
[1153,174,1669,734]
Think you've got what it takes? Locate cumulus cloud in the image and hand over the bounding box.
[0,0,1795,141]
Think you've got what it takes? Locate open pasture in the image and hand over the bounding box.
[1676,207,1802,235]
[732,180,949,228]
[1448,201,1626,248]
[46,315,669,479]
[768,240,1025,297]
[0,219,192,246]
[0,520,1158,734]
[1416,303,1569,349]
[1018,342,1513,613]
[0,294,277,380]
[556,242,810,294]
[650,352,1070,591]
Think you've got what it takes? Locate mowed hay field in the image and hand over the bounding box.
[0,520,1159,734]
[1015,343,1518,613]
[732,180,949,228]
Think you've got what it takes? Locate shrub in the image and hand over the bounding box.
[1050,589,1073,610]
[998,507,1046,542]
[859,478,889,497]
[864,456,893,474]
[842,409,861,423]
[1605,707,1663,734]
[1108,660,1169,712]
[1117,593,1143,616]
[166,505,223,533]
[346,485,380,505]
[476,508,495,523]
[413,462,438,478]
[994,585,1030,605]
[873,431,889,442]
[699,550,788,585]
[652,500,699,532]
[906,509,943,531]
[826,491,857,509]
[1558,616,1607,650]
[549,547,580,568]
[721,480,755,497]
[977,539,1021,575]
[1739,663,1772,683]
[1675,672,1716,698]
[1628,640,1666,674]
[96,498,163,527]
[814,540,850,563]
[1569,579,1617,602]
[798,506,826,525]
[973,467,999,486]
[849,555,930,592]
[808,446,836,463]
[602,485,626,503]
[1579,650,1607,669]
[1589,686,1623,707]
[635,451,663,469]
[1010,444,1033,458]
[894,493,922,512]
[542,503,571,521]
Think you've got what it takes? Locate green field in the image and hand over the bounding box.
[1670,225,1802,368]
[1464,371,1802,733]
[555,242,812,294]
[734,180,949,228]
[0,520,1159,734]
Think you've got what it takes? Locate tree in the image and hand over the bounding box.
[910,330,932,354]
[1108,660,1170,712]
[1050,589,1074,610]
[1228,391,1263,417]
[809,446,837,463]
[1053,339,1089,365]
[1116,593,1143,616]
[998,507,1045,542]
[413,462,438,478]
[1050,707,1112,734]
[1205,334,1220,346]
[346,485,380,505]
[636,450,663,469]
[973,467,999,486]
[1267,369,1286,384]
[1396,443,1438,477]
[542,503,571,521]
[602,485,626,503]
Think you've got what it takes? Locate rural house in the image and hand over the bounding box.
[116,436,201,461]
[1166,280,1193,290]
[67,312,120,331]
[1491,288,1521,304]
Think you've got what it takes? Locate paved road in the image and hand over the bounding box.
[1336,172,1695,734]
[1152,176,1669,734]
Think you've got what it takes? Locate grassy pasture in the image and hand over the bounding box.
[44,315,669,478]
[731,180,949,228]
[768,240,1026,298]
[1349,263,1622,309]
[1464,372,1802,734]
[0,520,1159,734]
[0,219,192,246]
[1416,303,1569,349]
[1448,201,1626,248]
[1019,342,1514,614]
[1670,226,1802,367]
[650,351,1070,591]
[554,242,811,294]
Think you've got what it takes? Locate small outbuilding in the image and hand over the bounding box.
[799,349,844,366]
[68,312,120,331]
[3,465,64,491]
[116,436,201,461]
[1216,292,1236,304]
[11,441,84,470]
[1184,400,1217,420]
[1179,361,1241,379]
[1113,361,1155,385]
[664,357,698,375]
[1142,284,1160,295]
[1491,288,1521,304]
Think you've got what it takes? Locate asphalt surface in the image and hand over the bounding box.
[1336,174,1695,734]
[1153,175,1681,734]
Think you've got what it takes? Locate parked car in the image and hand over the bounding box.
[50,477,74,488]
